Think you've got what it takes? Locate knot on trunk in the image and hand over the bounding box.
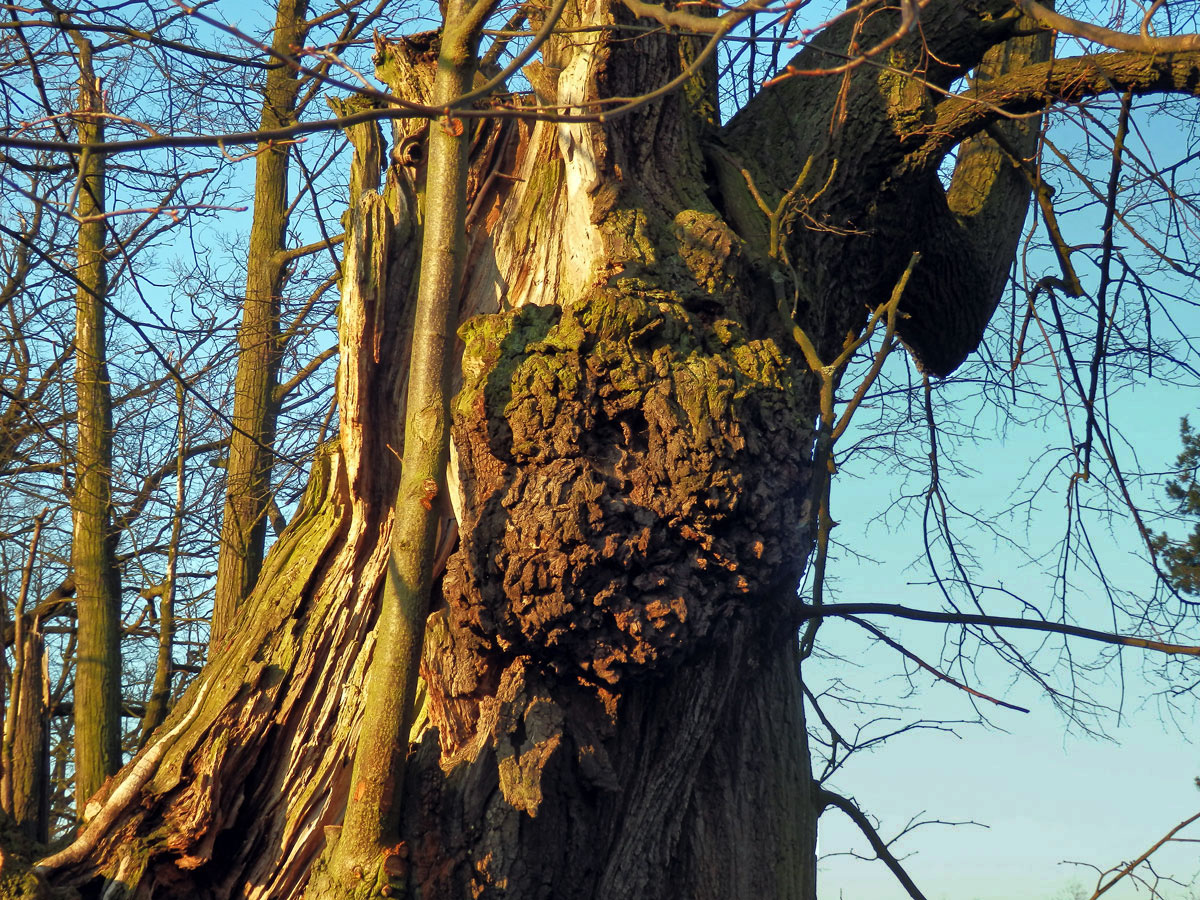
[447,291,811,683]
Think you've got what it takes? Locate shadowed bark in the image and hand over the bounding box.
[2,508,49,842]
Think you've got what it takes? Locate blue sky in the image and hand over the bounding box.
[799,43,1200,892]
[813,368,1200,899]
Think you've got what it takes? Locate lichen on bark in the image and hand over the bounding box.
[447,286,813,685]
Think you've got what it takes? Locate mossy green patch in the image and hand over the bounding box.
[451,285,813,678]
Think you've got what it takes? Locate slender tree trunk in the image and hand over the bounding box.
[71,39,122,811]
[3,510,49,842]
[212,0,311,644]
[139,382,185,745]
[7,621,49,844]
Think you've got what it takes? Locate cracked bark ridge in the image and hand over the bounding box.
[446,291,811,683]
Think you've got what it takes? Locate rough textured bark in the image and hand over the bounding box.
[717,0,1036,376]
[33,92,421,900]
[212,0,311,643]
[309,8,487,897]
[71,40,122,811]
[30,2,1200,898]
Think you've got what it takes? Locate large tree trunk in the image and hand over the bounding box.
[34,2,1050,897]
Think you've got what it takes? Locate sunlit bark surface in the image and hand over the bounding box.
[71,45,123,812]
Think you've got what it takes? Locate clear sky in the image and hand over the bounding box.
[800,40,1200,893]
[813,370,1200,900]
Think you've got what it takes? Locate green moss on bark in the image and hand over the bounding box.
[449,288,813,683]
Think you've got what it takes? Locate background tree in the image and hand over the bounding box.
[0,0,424,835]
[211,0,315,642]
[214,0,417,642]
[67,27,123,810]
[2,509,51,842]
[0,0,335,834]
[1154,418,1200,594]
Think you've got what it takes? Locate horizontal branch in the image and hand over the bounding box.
[275,233,344,264]
[50,701,147,719]
[908,49,1200,171]
[802,602,1200,656]
[116,437,229,533]
[3,577,75,647]
[1016,0,1200,53]
[0,87,618,157]
[0,105,434,155]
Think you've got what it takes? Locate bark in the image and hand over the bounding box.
[71,38,122,811]
[33,91,420,900]
[719,0,1037,375]
[212,0,311,644]
[38,14,817,892]
[5,621,49,844]
[309,8,489,897]
[3,509,50,842]
[139,382,186,745]
[33,2,1195,898]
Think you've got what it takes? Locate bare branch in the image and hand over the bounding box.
[1016,0,1200,53]
[818,788,930,900]
[805,602,1200,656]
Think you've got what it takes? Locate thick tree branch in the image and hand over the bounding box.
[891,7,1051,375]
[910,50,1200,173]
[716,0,1027,375]
[273,346,337,403]
[274,232,344,264]
[3,578,75,649]
[723,0,1019,185]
